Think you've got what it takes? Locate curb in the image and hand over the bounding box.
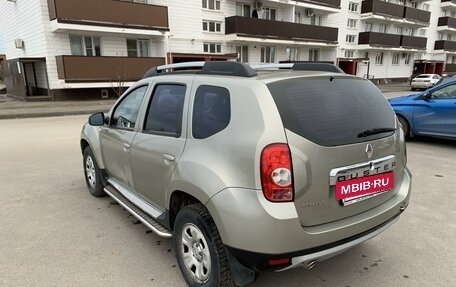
[0,109,110,120]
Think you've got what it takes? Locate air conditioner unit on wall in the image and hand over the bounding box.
[14,39,25,49]
[305,9,314,17]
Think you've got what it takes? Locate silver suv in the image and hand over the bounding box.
[80,62,411,287]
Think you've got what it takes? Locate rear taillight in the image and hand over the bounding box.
[260,144,294,202]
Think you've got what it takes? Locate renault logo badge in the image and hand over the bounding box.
[366,144,373,159]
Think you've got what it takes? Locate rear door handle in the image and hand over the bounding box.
[123,143,131,153]
[162,154,175,164]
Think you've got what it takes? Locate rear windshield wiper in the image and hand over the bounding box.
[357,128,396,138]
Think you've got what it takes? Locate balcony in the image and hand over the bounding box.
[358,32,426,49]
[361,0,430,24]
[438,16,456,30]
[295,0,341,9]
[400,35,427,49]
[435,40,456,52]
[47,0,169,31]
[361,0,404,19]
[358,32,401,47]
[225,16,338,44]
[55,56,165,82]
[404,7,430,23]
[441,0,456,11]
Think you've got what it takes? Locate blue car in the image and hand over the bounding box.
[388,78,456,140]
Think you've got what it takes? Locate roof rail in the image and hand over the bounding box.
[143,61,257,79]
[251,62,344,73]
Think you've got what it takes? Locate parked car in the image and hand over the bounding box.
[81,62,411,287]
[389,78,456,140]
[410,74,442,90]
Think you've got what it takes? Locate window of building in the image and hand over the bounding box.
[287,47,300,61]
[347,19,357,28]
[395,27,402,35]
[143,84,186,136]
[345,50,354,58]
[375,52,383,65]
[364,52,369,60]
[203,43,222,53]
[295,12,302,23]
[423,3,430,11]
[348,2,358,12]
[70,35,101,56]
[202,0,221,10]
[448,34,452,41]
[236,3,250,16]
[438,33,444,40]
[192,85,231,139]
[410,2,417,8]
[236,45,249,63]
[309,49,319,61]
[263,8,277,20]
[127,39,149,57]
[365,22,372,32]
[378,24,387,33]
[392,53,399,65]
[419,29,426,36]
[450,55,456,64]
[346,34,356,43]
[404,53,411,65]
[261,46,276,63]
[202,20,222,32]
[310,15,321,26]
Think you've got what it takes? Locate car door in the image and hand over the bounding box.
[130,80,189,209]
[413,83,456,137]
[100,85,148,188]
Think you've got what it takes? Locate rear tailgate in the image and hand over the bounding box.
[267,76,407,226]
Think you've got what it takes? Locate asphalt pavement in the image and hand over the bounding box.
[0,83,412,120]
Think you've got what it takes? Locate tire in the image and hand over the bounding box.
[83,146,105,197]
[174,203,235,287]
[397,115,410,139]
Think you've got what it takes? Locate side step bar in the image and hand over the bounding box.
[104,185,172,238]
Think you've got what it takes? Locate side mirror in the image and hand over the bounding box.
[88,112,105,126]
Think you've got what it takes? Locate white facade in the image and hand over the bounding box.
[0,0,454,99]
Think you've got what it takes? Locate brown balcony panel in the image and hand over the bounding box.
[47,0,168,30]
[358,32,401,47]
[361,0,404,19]
[56,56,165,82]
[225,16,338,43]
[295,0,341,8]
[434,40,456,51]
[438,16,456,29]
[441,0,456,5]
[404,7,430,23]
[400,35,427,49]
[445,64,456,73]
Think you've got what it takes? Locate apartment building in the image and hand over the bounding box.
[0,0,454,100]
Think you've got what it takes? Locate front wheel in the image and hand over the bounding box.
[174,203,235,287]
[83,146,105,197]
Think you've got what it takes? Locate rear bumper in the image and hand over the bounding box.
[226,213,401,271]
[206,168,411,269]
[411,82,433,89]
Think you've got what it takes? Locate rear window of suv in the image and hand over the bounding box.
[267,76,396,146]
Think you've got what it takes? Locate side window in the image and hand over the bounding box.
[431,84,456,99]
[111,85,148,129]
[192,85,231,139]
[143,84,186,136]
